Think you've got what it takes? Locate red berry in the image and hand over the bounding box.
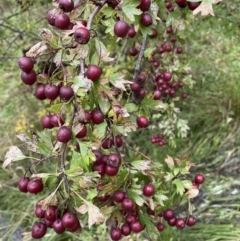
[21,70,37,85]
[86,65,102,81]
[35,84,46,100]
[137,116,149,128]
[44,84,59,100]
[91,109,104,124]
[110,228,122,241]
[163,209,175,220]
[31,222,47,239]
[57,126,72,143]
[194,174,205,184]
[114,20,129,38]
[35,204,46,218]
[62,212,78,230]
[130,220,144,233]
[143,184,155,197]
[157,222,165,231]
[45,205,58,222]
[139,0,151,11]
[105,165,118,176]
[59,86,74,101]
[18,57,34,73]
[59,0,74,12]
[74,27,90,44]
[121,223,131,236]
[53,219,66,234]
[176,218,185,229]
[18,177,30,193]
[186,215,196,226]
[54,13,70,29]
[27,178,44,194]
[76,125,87,139]
[121,198,134,211]
[140,13,152,27]
[113,190,126,203]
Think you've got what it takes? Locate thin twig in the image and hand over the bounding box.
[133,35,148,78]
[86,0,107,30]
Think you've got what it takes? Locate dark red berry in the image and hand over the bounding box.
[62,212,78,230]
[41,115,54,129]
[44,84,59,100]
[59,86,74,101]
[54,13,70,29]
[110,228,122,241]
[105,165,118,176]
[130,220,144,233]
[31,222,47,239]
[18,177,30,193]
[140,13,152,27]
[113,190,126,203]
[27,178,44,194]
[76,125,87,138]
[176,218,185,229]
[47,10,56,26]
[86,65,102,81]
[18,57,34,73]
[74,27,90,44]
[143,184,155,197]
[35,204,46,218]
[91,109,104,124]
[194,174,205,184]
[53,219,66,234]
[21,70,37,85]
[57,126,72,143]
[114,20,129,38]
[59,0,74,12]
[137,116,149,128]
[139,0,151,11]
[186,215,196,226]
[108,153,121,168]
[157,222,165,231]
[164,209,175,220]
[121,198,134,211]
[121,223,131,236]
[35,84,46,100]
[45,205,58,222]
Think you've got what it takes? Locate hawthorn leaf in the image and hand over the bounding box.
[16,133,38,152]
[26,42,48,58]
[95,39,115,62]
[39,28,54,42]
[154,194,168,206]
[193,3,215,16]
[173,179,185,195]
[127,189,144,206]
[109,73,133,91]
[2,146,26,169]
[139,211,159,240]
[164,155,175,168]
[79,201,104,228]
[38,191,58,210]
[122,4,142,22]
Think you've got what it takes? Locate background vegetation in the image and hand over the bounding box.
[1,0,240,240]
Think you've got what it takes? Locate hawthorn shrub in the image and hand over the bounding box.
[3,0,220,240]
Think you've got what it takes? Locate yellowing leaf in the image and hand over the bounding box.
[164,155,174,167]
[2,146,26,169]
[193,3,215,16]
[186,188,199,199]
[26,42,48,58]
[76,201,104,228]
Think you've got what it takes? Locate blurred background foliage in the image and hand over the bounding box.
[1,0,240,240]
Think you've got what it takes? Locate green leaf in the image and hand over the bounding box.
[154,194,168,206]
[99,99,111,114]
[92,121,107,139]
[71,150,89,171]
[124,103,138,113]
[173,179,185,195]
[122,4,142,22]
[47,103,65,113]
[37,129,53,155]
[141,97,161,112]
[139,211,159,240]
[126,189,144,206]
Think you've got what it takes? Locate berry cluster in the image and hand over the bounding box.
[151,134,167,147]
[32,206,80,238]
[11,0,212,240]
